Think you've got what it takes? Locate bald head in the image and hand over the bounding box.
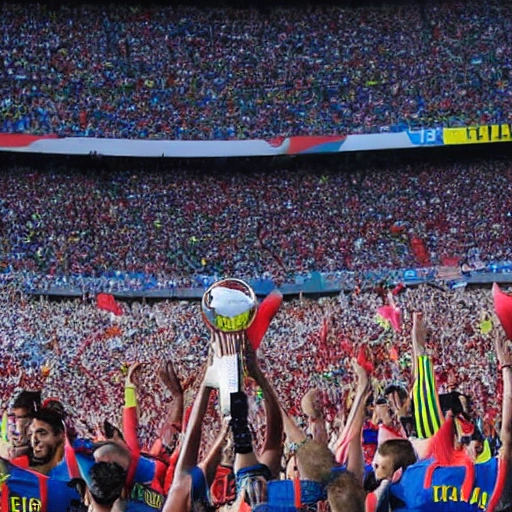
[93,442,131,470]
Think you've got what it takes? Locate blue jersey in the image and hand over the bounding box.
[385,457,502,512]
[0,457,81,512]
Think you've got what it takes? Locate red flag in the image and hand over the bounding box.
[247,291,283,350]
[378,305,401,333]
[97,293,123,316]
[493,283,512,339]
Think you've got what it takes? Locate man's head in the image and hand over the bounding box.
[327,472,365,512]
[373,439,416,481]
[295,439,336,483]
[10,390,41,452]
[30,407,65,466]
[12,390,41,417]
[93,441,131,471]
[384,385,408,410]
[469,436,485,460]
[88,461,127,506]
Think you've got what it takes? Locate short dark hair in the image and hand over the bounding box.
[378,439,417,472]
[32,407,65,436]
[42,398,68,419]
[89,461,127,505]
[13,391,41,415]
[93,441,131,470]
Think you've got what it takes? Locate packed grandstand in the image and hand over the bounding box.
[0,160,510,287]
[1,0,512,511]
[1,1,512,139]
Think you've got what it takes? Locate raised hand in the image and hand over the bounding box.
[158,359,183,396]
[352,358,370,392]
[126,361,142,387]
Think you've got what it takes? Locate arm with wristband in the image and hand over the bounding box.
[123,362,143,490]
[198,418,230,487]
[245,342,284,479]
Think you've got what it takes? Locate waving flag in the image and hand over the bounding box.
[97,294,123,316]
[378,305,401,333]
[247,290,283,350]
[493,283,512,339]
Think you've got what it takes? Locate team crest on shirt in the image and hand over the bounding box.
[130,483,164,509]
[8,495,42,512]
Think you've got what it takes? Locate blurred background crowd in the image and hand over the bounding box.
[1,1,511,139]
[0,159,510,288]
[0,281,501,455]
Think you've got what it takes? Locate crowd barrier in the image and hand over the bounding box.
[0,132,409,157]
[2,261,511,300]
[2,123,511,158]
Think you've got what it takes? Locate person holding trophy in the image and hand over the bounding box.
[163,279,282,512]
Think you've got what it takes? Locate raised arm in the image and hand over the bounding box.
[174,383,211,476]
[123,362,142,454]
[281,401,337,485]
[123,362,143,488]
[156,359,184,455]
[485,328,512,512]
[245,344,283,478]
[411,312,443,439]
[198,419,230,487]
[335,359,370,484]
[494,330,512,460]
[281,406,308,445]
[163,365,213,512]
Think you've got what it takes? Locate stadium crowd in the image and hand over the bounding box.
[2,0,512,508]
[1,1,512,139]
[0,282,501,446]
[0,160,510,288]
[0,280,510,510]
